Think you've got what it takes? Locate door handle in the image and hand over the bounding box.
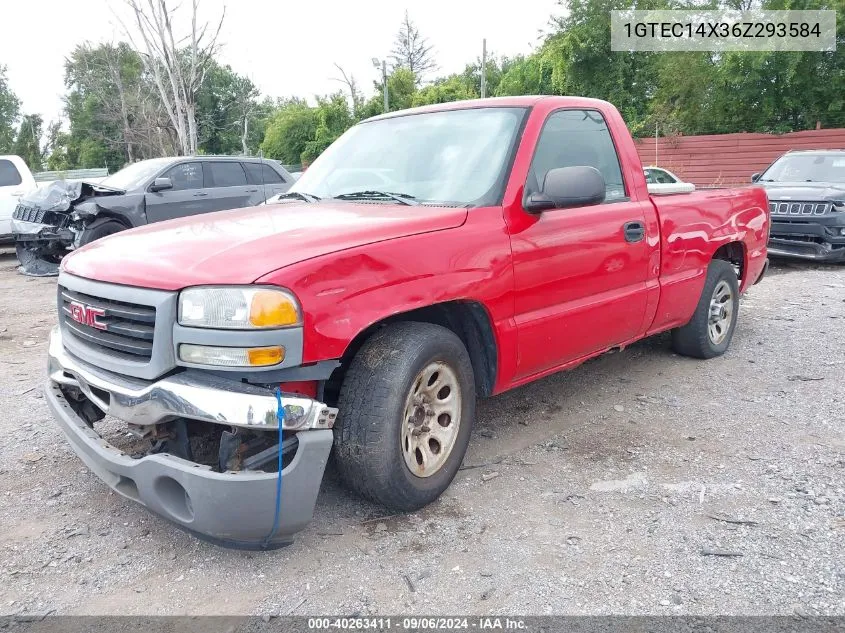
[246,188,258,193]
[193,192,208,197]
[623,221,645,243]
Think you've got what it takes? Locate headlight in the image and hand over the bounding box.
[178,286,300,329]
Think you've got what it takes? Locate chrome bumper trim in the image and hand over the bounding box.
[47,326,337,431]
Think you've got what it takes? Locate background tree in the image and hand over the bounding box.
[260,99,318,165]
[301,93,356,164]
[332,64,363,118]
[390,11,436,83]
[122,0,225,155]
[12,114,44,171]
[63,42,164,171]
[0,65,20,154]
[195,62,263,155]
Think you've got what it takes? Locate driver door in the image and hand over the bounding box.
[145,161,207,223]
[509,109,652,380]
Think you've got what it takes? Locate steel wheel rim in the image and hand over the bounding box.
[708,280,734,345]
[401,361,462,478]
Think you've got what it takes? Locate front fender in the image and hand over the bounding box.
[254,208,515,368]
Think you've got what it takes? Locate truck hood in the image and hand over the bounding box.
[758,182,845,201]
[62,202,468,290]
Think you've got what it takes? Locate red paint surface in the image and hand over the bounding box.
[636,128,845,187]
[63,96,769,395]
[279,381,317,398]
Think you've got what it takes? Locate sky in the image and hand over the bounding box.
[1,0,561,123]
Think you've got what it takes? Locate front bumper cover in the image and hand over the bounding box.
[11,218,73,241]
[45,327,337,548]
[768,217,845,262]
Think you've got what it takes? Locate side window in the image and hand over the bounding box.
[207,162,248,187]
[160,162,203,191]
[530,109,626,202]
[0,159,23,187]
[652,169,675,184]
[244,162,284,185]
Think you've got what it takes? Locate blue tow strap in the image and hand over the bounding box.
[262,387,286,547]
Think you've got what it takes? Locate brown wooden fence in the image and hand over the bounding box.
[634,128,845,187]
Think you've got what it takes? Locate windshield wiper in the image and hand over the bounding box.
[272,191,321,203]
[332,190,419,206]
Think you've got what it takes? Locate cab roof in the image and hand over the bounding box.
[362,95,615,123]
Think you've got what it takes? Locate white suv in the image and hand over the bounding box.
[0,156,37,244]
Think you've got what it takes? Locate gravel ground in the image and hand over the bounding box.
[0,247,843,617]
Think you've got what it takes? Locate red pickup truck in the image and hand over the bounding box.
[46,96,769,548]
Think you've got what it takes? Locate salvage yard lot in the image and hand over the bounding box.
[0,247,843,617]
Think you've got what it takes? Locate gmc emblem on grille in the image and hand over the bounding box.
[69,301,107,330]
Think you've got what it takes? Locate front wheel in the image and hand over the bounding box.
[333,322,476,511]
[77,218,126,247]
[671,259,740,359]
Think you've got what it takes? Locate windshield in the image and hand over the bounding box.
[99,158,174,191]
[291,107,527,205]
[760,153,845,183]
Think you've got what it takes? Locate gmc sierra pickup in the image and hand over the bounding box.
[45,96,770,549]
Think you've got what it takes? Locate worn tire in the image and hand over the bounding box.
[333,322,476,511]
[671,259,739,359]
[78,218,126,247]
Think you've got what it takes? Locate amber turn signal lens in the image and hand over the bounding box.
[249,290,299,327]
[247,346,285,366]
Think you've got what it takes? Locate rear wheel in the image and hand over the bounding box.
[671,259,739,359]
[333,322,476,511]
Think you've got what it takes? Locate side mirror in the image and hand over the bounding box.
[524,166,606,213]
[750,173,761,183]
[150,177,173,192]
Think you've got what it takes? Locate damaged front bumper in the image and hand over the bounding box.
[45,326,338,549]
[768,216,845,262]
[11,218,74,276]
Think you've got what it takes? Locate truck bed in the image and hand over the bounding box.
[646,186,769,335]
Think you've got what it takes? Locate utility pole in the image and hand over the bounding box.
[655,122,659,166]
[383,60,389,113]
[372,58,389,113]
[480,39,487,98]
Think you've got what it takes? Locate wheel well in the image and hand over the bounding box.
[713,242,745,280]
[326,301,498,403]
[88,214,132,229]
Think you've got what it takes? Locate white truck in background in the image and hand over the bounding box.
[0,156,37,244]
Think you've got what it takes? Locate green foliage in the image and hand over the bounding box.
[196,61,264,155]
[62,43,148,172]
[260,99,318,164]
[302,93,356,164]
[413,75,476,106]
[0,65,20,154]
[12,114,44,172]
[495,54,556,96]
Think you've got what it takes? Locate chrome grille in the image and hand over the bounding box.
[12,203,70,227]
[769,201,830,216]
[59,286,155,360]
